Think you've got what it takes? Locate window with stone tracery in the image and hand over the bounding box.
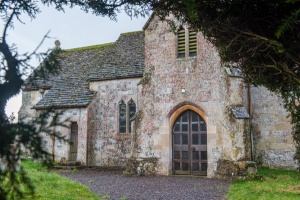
[128,99,136,133]
[119,100,126,133]
[118,99,136,133]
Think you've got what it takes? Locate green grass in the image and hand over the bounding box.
[226,167,300,200]
[21,160,98,200]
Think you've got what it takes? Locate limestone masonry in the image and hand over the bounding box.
[19,14,297,177]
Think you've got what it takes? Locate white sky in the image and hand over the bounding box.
[4,3,149,119]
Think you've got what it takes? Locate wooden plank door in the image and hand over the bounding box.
[69,122,78,161]
[172,110,207,176]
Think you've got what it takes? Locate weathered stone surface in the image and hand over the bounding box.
[45,108,89,164]
[223,66,242,78]
[123,157,159,176]
[135,15,251,177]
[18,14,297,178]
[251,86,297,170]
[20,93,89,164]
[215,159,258,179]
[87,78,141,167]
[215,159,239,178]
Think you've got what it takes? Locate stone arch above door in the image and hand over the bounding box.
[171,109,207,176]
[169,102,207,127]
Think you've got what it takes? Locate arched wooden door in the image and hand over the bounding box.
[172,110,207,176]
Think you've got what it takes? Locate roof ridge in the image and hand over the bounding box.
[119,30,143,36]
[64,42,115,52]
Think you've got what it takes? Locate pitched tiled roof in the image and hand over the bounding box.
[23,31,145,109]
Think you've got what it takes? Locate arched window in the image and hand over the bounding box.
[119,100,126,133]
[128,99,136,133]
[118,99,137,134]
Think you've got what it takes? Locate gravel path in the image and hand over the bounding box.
[60,169,230,200]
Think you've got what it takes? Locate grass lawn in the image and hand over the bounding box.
[21,160,98,200]
[226,167,300,200]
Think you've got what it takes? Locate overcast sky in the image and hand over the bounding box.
[5,3,149,119]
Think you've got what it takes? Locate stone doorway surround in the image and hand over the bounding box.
[69,122,78,161]
[172,109,208,175]
[166,103,218,177]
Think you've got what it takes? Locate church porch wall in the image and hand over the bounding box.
[37,108,88,165]
[18,90,88,164]
[87,78,141,167]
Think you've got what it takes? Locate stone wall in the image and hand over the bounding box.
[50,108,88,164]
[251,86,297,169]
[19,90,88,164]
[87,78,141,166]
[19,90,46,122]
[137,15,251,177]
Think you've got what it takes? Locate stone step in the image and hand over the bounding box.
[54,165,85,170]
[58,161,82,166]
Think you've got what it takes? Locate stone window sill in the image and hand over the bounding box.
[114,133,131,140]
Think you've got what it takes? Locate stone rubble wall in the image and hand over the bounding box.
[87,78,141,166]
[50,108,88,164]
[19,90,46,122]
[138,15,251,177]
[19,90,88,164]
[251,86,297,169]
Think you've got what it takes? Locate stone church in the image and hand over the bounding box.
[19,15,297,177]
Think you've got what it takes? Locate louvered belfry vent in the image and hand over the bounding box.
[177,29,185,58]
[189,30,197,56]
[177,28,197,58]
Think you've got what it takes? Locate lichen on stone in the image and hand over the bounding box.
[64,43,115,53]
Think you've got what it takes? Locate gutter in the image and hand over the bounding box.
[34,104,89,110]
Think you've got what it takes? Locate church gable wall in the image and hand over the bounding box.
[137,16,251,177]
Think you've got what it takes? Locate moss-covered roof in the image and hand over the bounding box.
[24,31,144,109]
